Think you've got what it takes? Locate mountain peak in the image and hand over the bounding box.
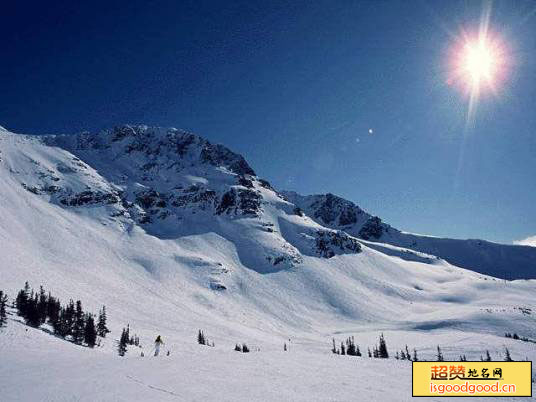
[51,124,256,177]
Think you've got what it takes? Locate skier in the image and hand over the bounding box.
[154,335,164,356]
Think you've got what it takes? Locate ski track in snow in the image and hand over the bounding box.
[126,375,181,398]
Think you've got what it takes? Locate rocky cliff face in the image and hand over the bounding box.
[282,191,536,279]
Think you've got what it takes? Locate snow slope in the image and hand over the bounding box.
[2,317,535,402]
[283,191,536,279]
[0,125,535,401]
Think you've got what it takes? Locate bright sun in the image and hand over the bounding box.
[446,22,511,125]
[463,39,497,85]
[447,29,509,99]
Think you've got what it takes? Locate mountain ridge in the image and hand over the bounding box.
[2,124,534,279]
[283,190,536,279]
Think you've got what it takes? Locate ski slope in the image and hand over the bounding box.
[2,316,535,402]
[0,125,535,401]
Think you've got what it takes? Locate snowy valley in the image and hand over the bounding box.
[0,125,535,401]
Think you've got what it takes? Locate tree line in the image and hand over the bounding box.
[13,281,109,347]
[333,333,389,358]
[330,335,517,362]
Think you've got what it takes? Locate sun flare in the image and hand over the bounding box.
[449,31,507,95]
[447,25,510,125]
[463,39,497,86]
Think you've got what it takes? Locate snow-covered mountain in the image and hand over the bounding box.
[1,124,535,401]
[18,125,363,273]
[283,191,536,280]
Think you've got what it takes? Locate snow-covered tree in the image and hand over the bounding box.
[97,306,110,337]
[197,330,206,345]
[436,346,444,362]
[46,294,61,327]
[378,334,389,358]
[118,327,128,356]
[84,314,97,348]
[504,348,513,362]
[15,282,30,318]
[0,290,8,328]
[72,300,85,344]
[24,292,41,327]
[36,286,48,325]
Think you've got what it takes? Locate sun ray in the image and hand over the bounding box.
[446,2,509,123]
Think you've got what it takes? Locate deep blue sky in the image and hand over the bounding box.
[1,0,535,244]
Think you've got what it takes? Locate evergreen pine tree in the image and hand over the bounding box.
[64,300,75,337]
[242,343,249,353]
[0,290,8,328]
[395,351,399,360]
[345,338,351,355]
[46,294,61,327]
[504,348,513,362]
[368,347,372,358]
[52,307,63,336]
[56,306,73,338]
[413,348,418,362]
[16,282,30,318]
[436,346,444,362]
[341,342,346,355]
[197,330,206,345]
[284,343,287,351]
[25,292,41,327]
[97,306,110,337]
[485,350,492,362]
[37,286,47,325]
[400,350,406,360]
[348,336,359,356]
[72,300,85,344]
[118,327,128,356]
[84,314,97,347]
[405,345,411,361]
[235,344,242,352]
[378,333,389,358]
[331,338,337,354]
